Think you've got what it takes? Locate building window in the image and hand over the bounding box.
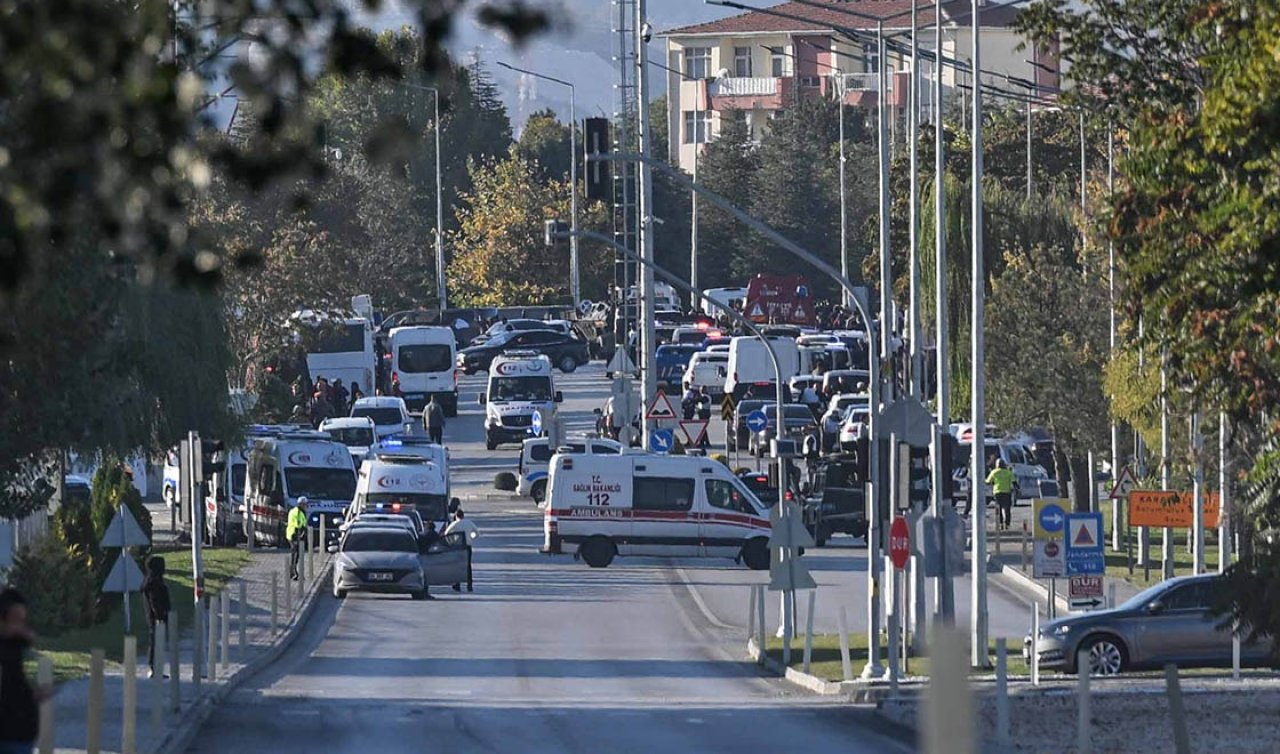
[734,47,753,77]
[799,76,821,88]
[771,49,787,77]
[683,110,711,144]
[863,43,880,73]
[684,47,712,79]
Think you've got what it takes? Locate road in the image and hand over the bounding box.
[184,363,1034,753]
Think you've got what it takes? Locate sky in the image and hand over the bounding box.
[350,0,725,130]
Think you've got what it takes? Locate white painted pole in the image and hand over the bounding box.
[238,580,247,657]
[123,635,137,754]
[1232,621,1241,680]
[756,585,767,665]
[284,561,292,616]
[782,587,794,668]
[152,621,165,733]
[220,589,230,670]
[206,597,217,682]
[1161,352,1173,579]
[271,571,280,634]
[908,0,922,400]
[838,606,853,682]
[1077,648,1091,754]
[1107,581,1116,609]
[635,0,657,447]
[1192,410,1205,574]
[192,600,203,691]
[37,655,53,754]
[931,0,953,628]
[921,628,975,754]
[1165,664,1191,754]
[748,584,758,641]
[969,0,990,669]
[1219,412,1232,572]
[87,649,104,754]
[1030,604,1040,686]
[888,556,900,690]
[803,590,816,674]
[995,641,1010,746]
[168,610,180,712]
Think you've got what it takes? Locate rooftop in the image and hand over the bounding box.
[661,0,1023,36]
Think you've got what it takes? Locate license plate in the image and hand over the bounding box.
[367,572,394,582]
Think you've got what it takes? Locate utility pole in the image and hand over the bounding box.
[838,73,849,308]
[433,89,446,311]
[908,0,922,401]
[1107,127,1120,551]
[635,0,657,445]
[932,0,953,626]
[690,73,700,310]
[969,0,990,668]
[1161,351,1173,579]
[877,21,893,382]
[1191,409,1205,574]
[1219,412,1231,573]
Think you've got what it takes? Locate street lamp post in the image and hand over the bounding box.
[397,83,447,310]
[968,0,990,668]
[497,62,580,306]
[646,56,703,311]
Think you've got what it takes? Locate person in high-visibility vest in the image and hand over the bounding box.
[287,497,309,581]
[985,460,1016,531]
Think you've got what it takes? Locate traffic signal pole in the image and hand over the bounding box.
[634,0,658,448]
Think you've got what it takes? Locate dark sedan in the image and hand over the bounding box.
[457,329,590,374]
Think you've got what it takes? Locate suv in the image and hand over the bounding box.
[807,456,868,546]
[458,329,590,374]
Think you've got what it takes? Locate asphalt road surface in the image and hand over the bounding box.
[184,364,1031,753]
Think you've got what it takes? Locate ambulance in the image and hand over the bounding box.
[479,351,563,451]
[245,429,358,547]
[541,453,772,570]
[351,450,452,530]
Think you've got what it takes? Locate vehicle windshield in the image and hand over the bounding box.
[341,530,417,553]
[304,323,366,354]
[352,407,404,427]
[327,427,375,447]
[284,468,356,501]
[398,344,452,373]
[1118,580,1181,611]
[230,464,247,497]
[491,376,552,402]
[361,492,449,522]
[767,405,816,421]
[842,408,870,424]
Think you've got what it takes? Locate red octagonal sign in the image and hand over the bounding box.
[889,516,910,570]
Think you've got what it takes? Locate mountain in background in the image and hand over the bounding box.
[351,0,724,129]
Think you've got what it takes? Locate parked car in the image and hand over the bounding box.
[806,456,868,545]
[468,318,564,347]
[728,399,769,452]
[457,329,589,374]
[1024,574,1274,675]
[748,404,818,458]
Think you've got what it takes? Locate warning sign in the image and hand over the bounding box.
[1071,517,1098,547]
[748,304,764,318]
[645,392,678,421]
[1108,467,1137,500]
[679,420,709,447]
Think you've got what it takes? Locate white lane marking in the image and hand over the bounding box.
[673,565,738,631]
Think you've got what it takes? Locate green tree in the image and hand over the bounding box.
[693,111,760,290]
[516,108,574,182]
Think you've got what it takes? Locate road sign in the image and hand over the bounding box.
[1069,575,1105,611]
[745,410,768,434]
[99,507,150,549]
[606,348,637,376]
[720,394,736,422]
[921,509,965,578]
[1065,511,1105,575]
[530,409,543,436]
[1129,490,1221,528]
[649,428,675,454]
[1108,467,1138,500]
[768,503,816,591]
[1033,538,1065,578]
[678,419,709,447]
[645,392,678,421]
[889,516,910,569]
[102,552,145,593]
[1033,499,1067,540]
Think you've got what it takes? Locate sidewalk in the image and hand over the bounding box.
[45,543,330,754]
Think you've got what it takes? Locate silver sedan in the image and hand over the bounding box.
[1025,574,1272,675]
[330,526,427,600]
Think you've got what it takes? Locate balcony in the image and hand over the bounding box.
[707,77,791,111]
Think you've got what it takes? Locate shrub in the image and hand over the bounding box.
[8,534,98,635]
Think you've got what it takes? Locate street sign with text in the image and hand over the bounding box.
[1069,575,1105,611]
[1129,490,1221,528]
[1065,512,1105,575]
[889,516,910,569]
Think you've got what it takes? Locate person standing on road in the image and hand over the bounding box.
[423,395,446,445]
[986,459,1015,530]
[331,378,349,416]
[444,509,479,593]
[0,588,49,754]
[141,556,171,679]
[287,497,309,581]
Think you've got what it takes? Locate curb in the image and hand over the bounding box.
[150,559,333,754]
[745,637,918,704]
[991,556,1071,615]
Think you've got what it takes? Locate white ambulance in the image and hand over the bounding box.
[479,351,563,450]
[351,450,453,530]
[245,429,358,547]
[542,453,772,569]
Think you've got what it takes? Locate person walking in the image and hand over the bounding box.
[287,497,309,581]
[0,589,48,754]
[986,459,1016,530]
[141,556,171,679]
[423,395,446,445]
[331,378,350,416]
[444,509,479,593]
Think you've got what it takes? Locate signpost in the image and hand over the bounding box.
[721,394,736,422]
[1108,468,1137,500]
[1065,512,1105,576]
[1068,575,1105,611]
[645,392,678,422]
[1129,490,1221,529]
[768,500,815,669]
[678,419,709,448]
[745,410,768,434]
[1032,499,1067,579]
[99,505,151,634]
[649,428,674,454]
[889,516,911,570]
[530,409,543,437]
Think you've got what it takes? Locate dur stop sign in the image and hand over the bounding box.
[889,516,910,570]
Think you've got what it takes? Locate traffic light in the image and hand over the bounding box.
[584,117,611,202]
[904,443,931,509]
[938,432,957,502]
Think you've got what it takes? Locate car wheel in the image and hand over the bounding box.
[580,537,616,568]
[1081,635,1127,676]
[742,538,770,571]
[558,355,578,373]
[531,480,547,504]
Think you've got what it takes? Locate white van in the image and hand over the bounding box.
[245,429,358,547]
[702,286,749,315]
[954,438,1051,503]
[516,437,623,503]
[542,453,772,569]
[349,396,414,440]
[682,351,729,397]
[724,335,800,402]
[319,416,377,462]
[388,326,458,416]
[479,351,563,450]
[352,450,453,529]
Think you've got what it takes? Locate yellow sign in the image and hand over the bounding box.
[1033,498,1070,541]
[1129,491,1220,529]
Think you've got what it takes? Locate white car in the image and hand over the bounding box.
[820,393,869,429]
[683,351,729,397]
[319,416,378,461]
[349,396,414,440]
[838,406,872,451]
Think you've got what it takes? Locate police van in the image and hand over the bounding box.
[516,436,622,504]
[542,453,772,569]
[479,351,563,451]
[350,449,453,530]
[245,429,358,547]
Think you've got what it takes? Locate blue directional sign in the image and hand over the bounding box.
[1038,502,1066,535]
[745,410,768,434]
[650,428,675,454]
[530,410,543,436]
[1064,511,1105,575]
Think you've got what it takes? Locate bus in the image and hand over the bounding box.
[295,313,376,396]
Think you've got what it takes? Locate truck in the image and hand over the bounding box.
[743,274,816,327]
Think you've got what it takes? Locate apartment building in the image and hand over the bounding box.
[660,0,1060,171]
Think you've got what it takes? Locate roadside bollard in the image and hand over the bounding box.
[320,516,327,560]
[802,591,816,675]
[755,585,766,666]
[1077,649,1091,754]
[747,585,758,642]
[122,635,137,754]
[1030,604,1040,686]
[1021,522,1029,572]
[1165,664,1191,754]
[284,567,293,619]
[1107,582,1116,609]
[306,535,315,582]
[87,649,104,754]
[37,654,53,754]
[921,628,974,754]
[995,524,1003,559]
[168,610,180,712]
[206,597,218,682]
[837,607,853,682]
[193,601,203,691]
[995,642,1010,746]
[238,580,248,657]
[152,621,165,734]
[220,590,230,670]
[271,572,279,634]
